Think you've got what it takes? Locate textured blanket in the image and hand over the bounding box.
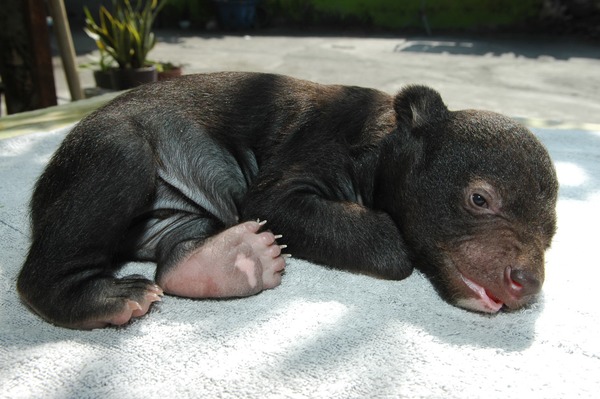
[1,125,599,399]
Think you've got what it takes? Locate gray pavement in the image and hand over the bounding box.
[54,30,600,127]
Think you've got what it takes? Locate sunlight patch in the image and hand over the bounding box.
[0,136,36,157]
[554,162,588,187]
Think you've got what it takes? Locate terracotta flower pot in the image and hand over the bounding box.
[158,66,183,81]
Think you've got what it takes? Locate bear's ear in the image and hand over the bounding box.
[393,85,449,130]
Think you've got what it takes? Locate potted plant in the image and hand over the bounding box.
[79,45,117,90]
[84,0,167,90]
[81,45,117,90]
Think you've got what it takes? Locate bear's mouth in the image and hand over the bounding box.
[457,273,504,313]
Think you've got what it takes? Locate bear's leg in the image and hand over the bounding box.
[17,130,164,330]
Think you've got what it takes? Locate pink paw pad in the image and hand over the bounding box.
[158,220,290,298]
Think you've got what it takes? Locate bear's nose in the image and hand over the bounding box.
[504,267,542,299]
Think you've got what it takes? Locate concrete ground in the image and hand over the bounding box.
[51,29,600,127]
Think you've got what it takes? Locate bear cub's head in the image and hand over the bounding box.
[389,86,558,313]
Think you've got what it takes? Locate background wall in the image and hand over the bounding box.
[264,0,542,30]
[62,0,600,36]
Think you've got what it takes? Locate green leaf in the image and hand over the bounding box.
[84,0,168,69]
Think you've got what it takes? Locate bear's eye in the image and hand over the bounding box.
[471,193,488,208]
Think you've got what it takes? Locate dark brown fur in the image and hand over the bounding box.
[17,72,558,328]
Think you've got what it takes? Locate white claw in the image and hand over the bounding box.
[258,219,268,226]
[279,244,288,249]
[274,234,283,239]
[282,254,292,258]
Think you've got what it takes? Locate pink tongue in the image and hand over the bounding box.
[485,290,503,304]
[461,274,504,312]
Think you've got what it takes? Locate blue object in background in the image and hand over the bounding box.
[214,0,257,30]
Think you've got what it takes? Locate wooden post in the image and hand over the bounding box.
[48,0,84,101]
[0,0,57,114]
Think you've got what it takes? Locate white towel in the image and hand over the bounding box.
[1,126,599,399]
